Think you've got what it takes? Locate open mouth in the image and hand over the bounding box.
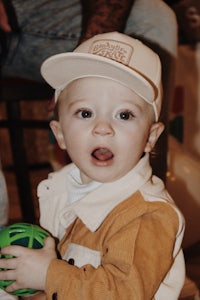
[92,147,114,162]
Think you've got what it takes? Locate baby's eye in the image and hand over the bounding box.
[76,109,92,119]
[118,111,134,120]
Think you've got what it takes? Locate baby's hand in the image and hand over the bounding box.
[0,237,56,293]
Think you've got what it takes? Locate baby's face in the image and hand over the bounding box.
[54,77,155,184]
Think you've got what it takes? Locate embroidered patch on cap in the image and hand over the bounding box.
[89,39,133,66]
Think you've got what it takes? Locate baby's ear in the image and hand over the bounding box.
[144,122,164,153]
[50,120,66,150]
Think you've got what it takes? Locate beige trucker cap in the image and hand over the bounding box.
[41,31,162,121]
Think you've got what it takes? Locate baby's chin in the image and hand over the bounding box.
[80,166,130,184]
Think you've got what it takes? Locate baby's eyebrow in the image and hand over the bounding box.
[121,100,143,112]
[67,98,88,109]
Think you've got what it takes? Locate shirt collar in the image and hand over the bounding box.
[60,154,152,232]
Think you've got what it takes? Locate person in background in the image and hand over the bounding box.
[0,0,178,181]
[0,32,185,300]
[0,0,177,81]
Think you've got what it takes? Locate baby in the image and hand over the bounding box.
[0,32,185,300]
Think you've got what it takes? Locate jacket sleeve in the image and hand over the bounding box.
[79,0,135,43]
[45,201,183,300]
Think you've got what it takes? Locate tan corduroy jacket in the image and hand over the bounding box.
[38,154,185,300]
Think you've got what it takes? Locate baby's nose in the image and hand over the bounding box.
[92,120,114,136]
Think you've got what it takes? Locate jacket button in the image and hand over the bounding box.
[68,258,75,265]
[52,292,57,300]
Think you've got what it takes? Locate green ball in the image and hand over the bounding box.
[0,223,49,297]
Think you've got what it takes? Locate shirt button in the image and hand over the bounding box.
[68,258,75,265]
[52,292,57,300]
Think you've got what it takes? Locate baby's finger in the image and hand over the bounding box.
[1,245,26,257]
[0,257,18,270]
[6,280,21,293]
[0,268,16,281]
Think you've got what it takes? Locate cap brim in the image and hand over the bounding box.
[41,52,157,104]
